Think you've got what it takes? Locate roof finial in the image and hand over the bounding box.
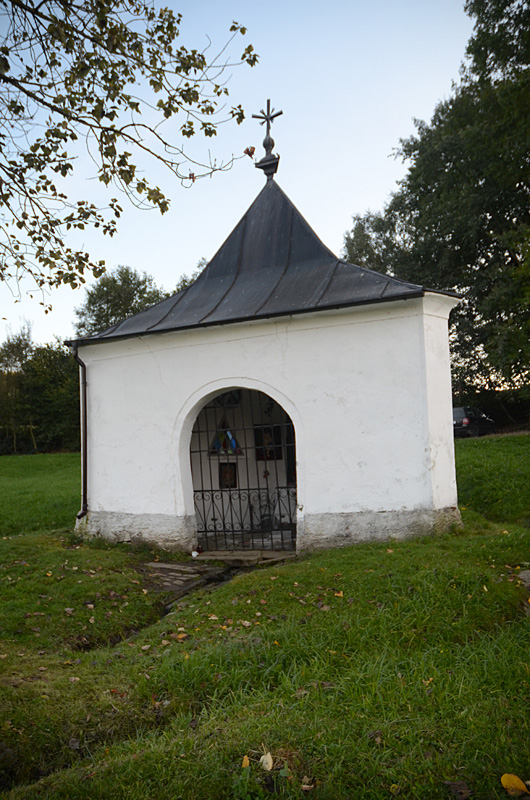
[252,99,283,181]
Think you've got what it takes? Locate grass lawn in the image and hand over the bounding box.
[454,434,530,526]
[0,436,529,799]
[0,453,80,535]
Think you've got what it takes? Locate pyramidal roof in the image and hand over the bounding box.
[72,177,440,346]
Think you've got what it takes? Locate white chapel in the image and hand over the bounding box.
[68,103,459,554]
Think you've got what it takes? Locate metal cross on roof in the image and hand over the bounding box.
[252,99,283,141]
[252,99,283,181]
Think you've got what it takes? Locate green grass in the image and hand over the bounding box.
[0,438,529,799]
[455,434,530,525]
[0,454,80,535]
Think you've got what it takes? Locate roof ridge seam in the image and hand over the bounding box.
[355,260,422,289]
[97,320,122,338]
[276,182,337,260]
[197,213,248,324]
[144,283,192,332]
[380,278,391,298]
[314,259,342,307]
[252,204,295,316]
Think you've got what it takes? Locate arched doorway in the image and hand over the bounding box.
[190,389,297,551]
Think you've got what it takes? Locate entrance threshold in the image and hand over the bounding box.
[195,550,297,566]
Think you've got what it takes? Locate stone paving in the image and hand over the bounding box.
[137,552,296,611]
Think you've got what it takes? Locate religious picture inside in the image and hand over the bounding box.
[190,389,297,551]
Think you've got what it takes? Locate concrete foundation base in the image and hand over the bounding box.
[76,506,461,555]
[76,511,197,552]
[297,507,461,552]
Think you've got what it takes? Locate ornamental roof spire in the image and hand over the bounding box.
[252,98,283,181]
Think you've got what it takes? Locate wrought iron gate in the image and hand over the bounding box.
[190,389,297,551]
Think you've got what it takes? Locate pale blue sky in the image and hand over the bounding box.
[1,0,474,343]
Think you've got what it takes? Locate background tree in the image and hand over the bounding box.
[74,265,169,336]
[343,212,400,276]
[0,322,33,453]
[0,325,79,454]
[173,257,208,294]
[343,0,530,391]
[74,258,208,336]
[0,1,257,302]
[464,0,530,79]
[23,342,80,453]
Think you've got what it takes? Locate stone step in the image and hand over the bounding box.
[145,561,217,573]
[196,551,297,566]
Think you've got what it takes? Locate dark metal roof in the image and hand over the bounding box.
[70,180,447,346]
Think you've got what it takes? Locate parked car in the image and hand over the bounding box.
[453,406,496,438]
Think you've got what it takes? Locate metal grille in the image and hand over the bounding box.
[190,389,297,551]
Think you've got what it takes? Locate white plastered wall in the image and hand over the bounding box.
[77,295,459,551]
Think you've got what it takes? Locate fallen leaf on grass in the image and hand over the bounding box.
[68,738,80,750]
[161,640,170,646]
[141,645,151,651]
[241,755,249,768]
[334,591,343,597]
[302,776,315,791]
[260,752,273,771]
[69,677,79,683]
[293,688,309,698]
[501,774,530,796]
[444,780,473,799]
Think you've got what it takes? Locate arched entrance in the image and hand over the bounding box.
[190,389,297,551]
